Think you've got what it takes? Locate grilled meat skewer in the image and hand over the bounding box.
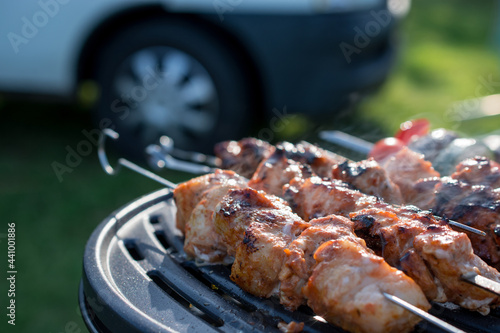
[96,130,470,333]
[346,149,500,270]
[172,169,433,333]
[285,176,500,314]
[213,187,430,333]
[216,138,500,270]
[215,138,346,179]
[248,147,315,197]
[173,169,248,263]
[214,188,308,297]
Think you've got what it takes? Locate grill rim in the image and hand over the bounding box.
[80,188,179,333]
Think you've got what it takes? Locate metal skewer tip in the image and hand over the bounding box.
[382,292,466,333]
[445,219,487,237]
[462,272,500,296]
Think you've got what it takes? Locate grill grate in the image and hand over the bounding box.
[80,189,500,333]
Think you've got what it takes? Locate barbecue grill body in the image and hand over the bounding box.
[79,188,500,333]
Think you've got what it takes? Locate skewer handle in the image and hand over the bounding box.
[159,135,220,167]
[147,144,216,174]
[382,293,466,333]
[98,129,177,189]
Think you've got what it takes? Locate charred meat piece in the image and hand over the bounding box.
[173,169,247,233]
[214,138,275,178]
[383,147,440,205]
[183,185,239,264]
[350,207,500,313]
[350,208,443,301]
[414,224,500,315]
[433,178,500,270]
[215,138,346,179]
[278,141,346,178]
[214,188,308,297]
[451,156,500,188]
[408,128,459,163]
[279,215,364,310]
[331,158,404,205]
[284,177,377,222]
[173,170,247,263]
[304,236,429,333]
[406,177,441,210]
[248,147,314,197]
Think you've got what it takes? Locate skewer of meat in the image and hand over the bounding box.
[173,169,248,263]
[213,187,430,333]
[319,128,500,268]
[98,130,466,333]
[173,170,434,332]
[217,138,489,236]
[215,137,346,179]
[215,138,498,267]
[285,176,500,315]
[337,147,500,271]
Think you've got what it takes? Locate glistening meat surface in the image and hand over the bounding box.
[286,176,500,314]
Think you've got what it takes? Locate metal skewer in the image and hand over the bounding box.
[462,272,500,296]
[147,143,216,174]
[382,293,466,333]
[158,135,220,167]
[441,218,487,237]
[98,129,177,189]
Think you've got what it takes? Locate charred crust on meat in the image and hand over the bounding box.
[379,233,388,256]
[398,226,408,234]
[242,229,259,253]
[426,225,441,232]
[301,163,314,176]
[278,142,318,164]
[351,215,375,229]
[338,160,366,178]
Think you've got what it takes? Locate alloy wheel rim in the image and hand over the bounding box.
[112,46,219,148]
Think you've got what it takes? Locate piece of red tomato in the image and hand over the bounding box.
[394,119,430,144]
[368,137,405,162]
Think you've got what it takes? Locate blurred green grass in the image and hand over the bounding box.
[1,1,500,332]
[354,0,500,138]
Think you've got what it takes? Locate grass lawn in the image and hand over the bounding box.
[1,1,499,332]
[355,0,500,138]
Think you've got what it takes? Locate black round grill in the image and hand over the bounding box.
[79,189,500,332]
